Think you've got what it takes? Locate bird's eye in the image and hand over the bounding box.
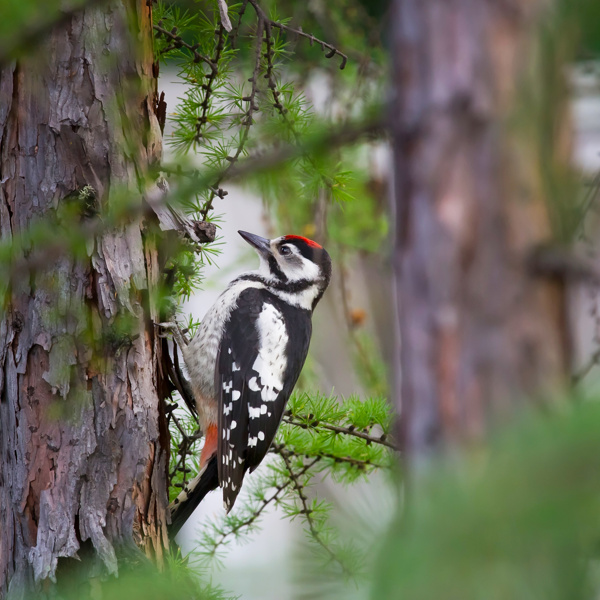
[280,245,292,256]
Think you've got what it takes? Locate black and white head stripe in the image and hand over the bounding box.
[238,231,332,311]
[216,287,312,510]
[272,235,332,283]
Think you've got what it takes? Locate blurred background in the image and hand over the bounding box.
[4,0,600,598]
[157,0,600,595]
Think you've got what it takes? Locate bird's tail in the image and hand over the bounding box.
[169,455,219,537]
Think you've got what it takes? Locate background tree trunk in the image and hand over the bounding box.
[391,0,571,465]
[0,1,169,595]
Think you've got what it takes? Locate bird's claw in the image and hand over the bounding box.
[156,321,189,346]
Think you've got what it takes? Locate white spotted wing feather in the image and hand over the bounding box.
[216,287,311,510]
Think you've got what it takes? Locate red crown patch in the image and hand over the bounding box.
[284,235,323,249]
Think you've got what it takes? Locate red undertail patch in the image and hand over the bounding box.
[200,423,218,469]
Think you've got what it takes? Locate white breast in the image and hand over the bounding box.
[182,279,263,427]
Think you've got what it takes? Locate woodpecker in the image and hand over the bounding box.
[166,230,331,533]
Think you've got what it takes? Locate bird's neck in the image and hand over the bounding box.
[236,272,323,311]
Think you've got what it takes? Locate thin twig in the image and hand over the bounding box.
[169,413,202,486]
[282,415,399,451]
[230,0,249,48]
[153,23,215,67]
[195,25,226,144]
[271,443,385,470]
[247,0,347,70]
[199,13,264,220]
[171,412,193,443]
[207,456,321,553]
[274,446,350,573]
[263,20,287,119]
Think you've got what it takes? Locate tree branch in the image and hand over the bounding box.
[282,415,399,451]
[230,0,249,48]
[247,0,347,70]
[199,13,264,220]
[153,22,215,67]
[206,456,321,554]
[274,445,350,573]
[194,25,227,145]
[0,111,385,287]
[271,443,385,470]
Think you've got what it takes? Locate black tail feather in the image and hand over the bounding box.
[169,455,219,537]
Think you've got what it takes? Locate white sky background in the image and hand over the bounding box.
[158,62,600,599]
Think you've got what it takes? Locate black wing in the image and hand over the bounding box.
[216,288,262,511]
[216,287,312,510]
[245,298,311,469]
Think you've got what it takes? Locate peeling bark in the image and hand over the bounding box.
[391,0,571,464]
[0,1,169,596]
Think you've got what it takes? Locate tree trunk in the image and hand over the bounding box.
[0,1,169,596]
[391,0,571,465]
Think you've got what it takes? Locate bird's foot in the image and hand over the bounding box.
[156,321,189,347]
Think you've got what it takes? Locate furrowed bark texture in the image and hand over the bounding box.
[0,1,168,596]
[391,1,570,462]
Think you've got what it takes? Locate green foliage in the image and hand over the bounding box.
[373,400,600,600]
[183,393,394,581]
[280,393,394,481]
[155,1,393,589]
[48,559,234,600]
[0,0,91,62]
[167,243,206,302]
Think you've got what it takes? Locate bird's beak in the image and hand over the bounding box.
[238,231,272,256]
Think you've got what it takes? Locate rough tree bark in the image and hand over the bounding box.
[391,0,571,464]
[0,1,169,596]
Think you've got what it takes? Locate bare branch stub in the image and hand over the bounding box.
[155,91,167,134]
[217,0,233,32]
[191,220,217,244]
